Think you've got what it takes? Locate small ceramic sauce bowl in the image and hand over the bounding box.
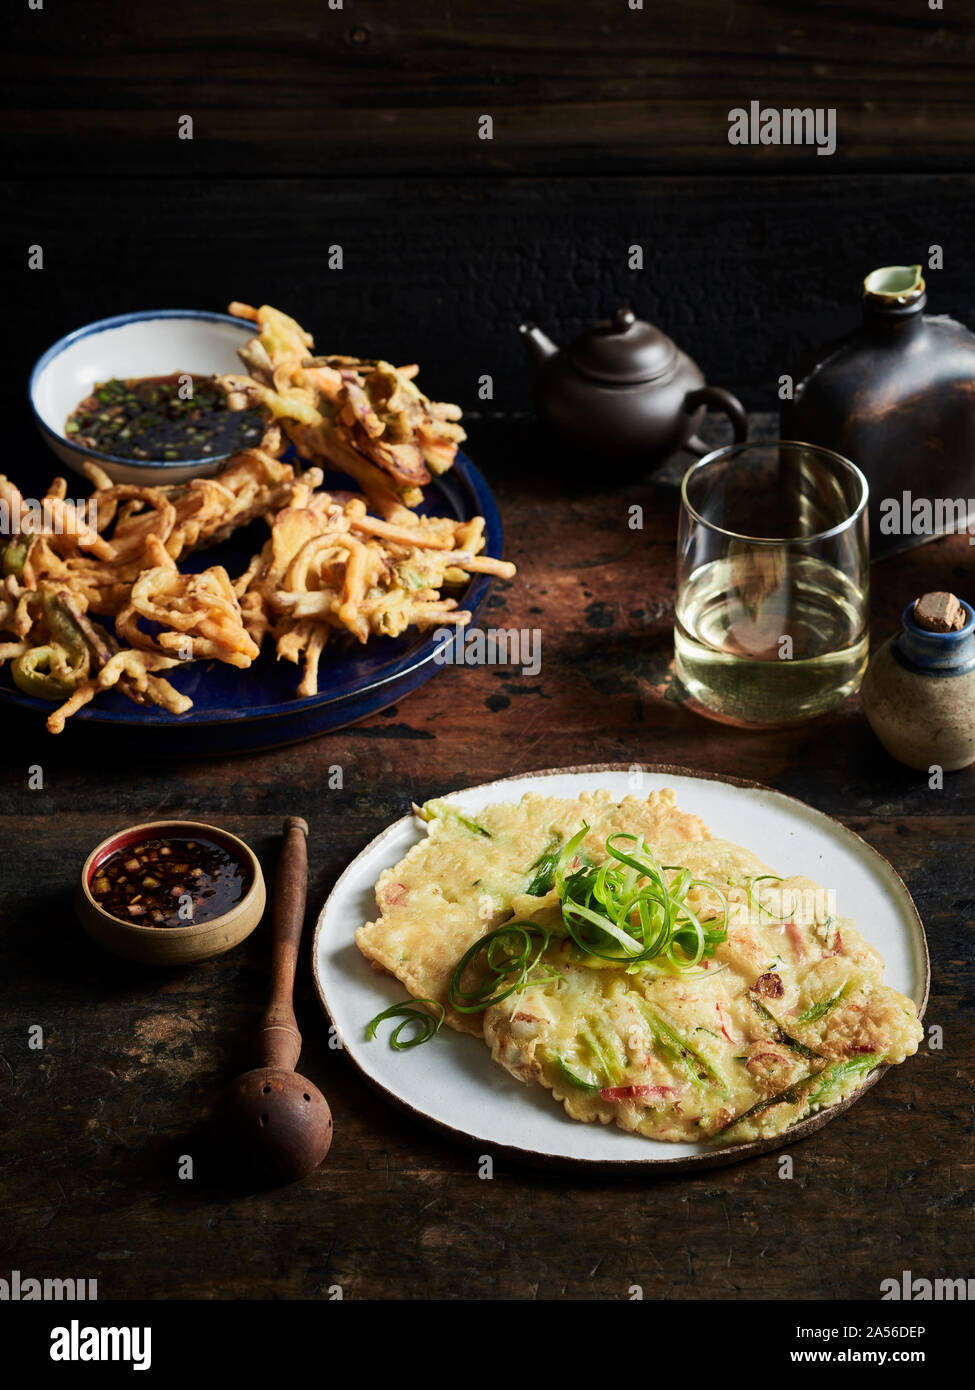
[29,309,257,485]
[76,820,266,965]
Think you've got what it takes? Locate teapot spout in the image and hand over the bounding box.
[519,322,560,366]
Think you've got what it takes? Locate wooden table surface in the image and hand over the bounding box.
[2,416,972,1301]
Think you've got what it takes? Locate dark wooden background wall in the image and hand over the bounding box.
[9,0,975,174]
[6,2,975,423]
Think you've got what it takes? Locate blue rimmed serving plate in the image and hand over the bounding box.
[0,450,505,755]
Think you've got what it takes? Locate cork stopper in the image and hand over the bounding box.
[912,592,966,633]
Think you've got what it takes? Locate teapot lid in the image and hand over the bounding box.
[569,308,677,384]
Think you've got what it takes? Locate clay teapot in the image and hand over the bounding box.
[519,308,747,476]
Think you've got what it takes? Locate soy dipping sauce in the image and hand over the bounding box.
[65,374,265,462]
[91,835,249,929]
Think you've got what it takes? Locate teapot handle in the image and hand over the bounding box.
[682,386,748,457]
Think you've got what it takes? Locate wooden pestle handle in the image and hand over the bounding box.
[256,816,309,1072]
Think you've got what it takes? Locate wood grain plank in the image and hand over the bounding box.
[10,102,975,178]
[8,0,975,175]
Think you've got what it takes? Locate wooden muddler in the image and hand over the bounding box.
[222,815,332,1184]
[257,815,309,1072]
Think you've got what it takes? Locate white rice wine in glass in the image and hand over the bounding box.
[675,442,869,727]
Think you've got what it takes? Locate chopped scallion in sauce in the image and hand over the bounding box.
[65,374,265,462]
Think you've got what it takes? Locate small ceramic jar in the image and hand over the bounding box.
[862,593,975,771]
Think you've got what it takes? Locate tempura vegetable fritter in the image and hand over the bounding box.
[219,302,466,508]
[0,307,513,730]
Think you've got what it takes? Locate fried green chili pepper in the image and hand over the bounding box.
[12,646,78,701]
[42,592,87,666]
[1,537,29,578]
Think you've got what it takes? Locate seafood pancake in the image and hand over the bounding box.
[355,789,710,1034]
[357,789,923,1143]
[482,841,922,1143]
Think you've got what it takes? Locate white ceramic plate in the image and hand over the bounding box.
[312,765,929,1170]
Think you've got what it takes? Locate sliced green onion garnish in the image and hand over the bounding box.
[417,798,491,837]
[366,998,445,1049]
[795,982,850,1025]
[579,1019,626,1087]
[448,922,557,1014]
[552,1054,601,1093]
[638,1003,729,1093]
[549,826,729,972]
[806,1053,884,1108]
[717,1072,816,1134]
[525,832,574,896]
[749,995,823,1060]
[743,874,785,918]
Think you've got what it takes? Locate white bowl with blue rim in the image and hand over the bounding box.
[29,309,258,485]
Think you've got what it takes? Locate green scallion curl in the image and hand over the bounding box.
[552,827,729,973]
[366,998,446,1049]
[448,922,557,1014]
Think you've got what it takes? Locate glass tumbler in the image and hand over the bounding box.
[674,441,869,727]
